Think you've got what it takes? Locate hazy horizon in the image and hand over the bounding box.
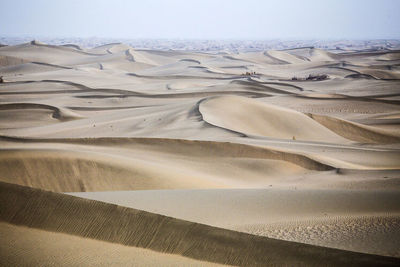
[1,0,400,40]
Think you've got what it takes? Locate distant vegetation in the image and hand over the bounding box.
[242,71,258,76]
[292,74,328,81]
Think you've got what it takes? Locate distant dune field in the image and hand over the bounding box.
[1,40,400,266]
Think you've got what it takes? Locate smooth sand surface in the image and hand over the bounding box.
[0,222,224,267]
[1,41,400,265]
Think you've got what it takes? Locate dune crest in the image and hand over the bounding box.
[308,113,400,144]
[1,182,399,266]
[1,41,400,264]
[199,95,348,143]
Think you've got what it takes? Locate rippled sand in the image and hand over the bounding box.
[1,41,400,265]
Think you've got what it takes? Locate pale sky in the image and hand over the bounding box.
[1,0,400,39]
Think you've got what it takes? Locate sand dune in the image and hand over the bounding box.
[199,95,348,142]
[284,48,338,62]
[0,222,223,267]
[1,41,400,265]
[266,50,308,64]
[0,55,29,67]
[70,188,400,256]
[1,182,399,266]
[308,113,400,143]
[0,41,100,65]
[0,136,336,192]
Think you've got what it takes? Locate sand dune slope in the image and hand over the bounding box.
[0,41,100,65]
[1,182,399,266]
[1,41,400,264]
[0,137,336,192]
[266,50,307,64]
[71,188,400,257]
[0,222,222,267]
[308,113,400,143]
[199,95,348,142]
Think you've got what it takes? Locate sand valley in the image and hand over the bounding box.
[1,40,400,266]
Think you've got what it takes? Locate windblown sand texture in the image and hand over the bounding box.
[1,41,400,266]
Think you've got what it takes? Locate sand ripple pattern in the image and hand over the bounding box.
[1,41,400,264]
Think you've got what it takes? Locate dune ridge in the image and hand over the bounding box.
[199,95,348,143]
[1,41,400,264]
[69,188,400,256]
[0,135,336,169]
[0,103,81,121]
[0,222,224,266]
[1,182,399,266]
[308,113,400,144]
[0,136,336,192]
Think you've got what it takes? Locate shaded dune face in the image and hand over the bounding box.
[0,103,81,129]
[1,182,399,266]
[0,222,225,267]
[0,138,334,192]
[307,113,400,143]
[69,188,400,257]
[1,41,400,265]
[199,95,348,143]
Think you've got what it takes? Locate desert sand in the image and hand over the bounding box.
[0,40,400,265]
